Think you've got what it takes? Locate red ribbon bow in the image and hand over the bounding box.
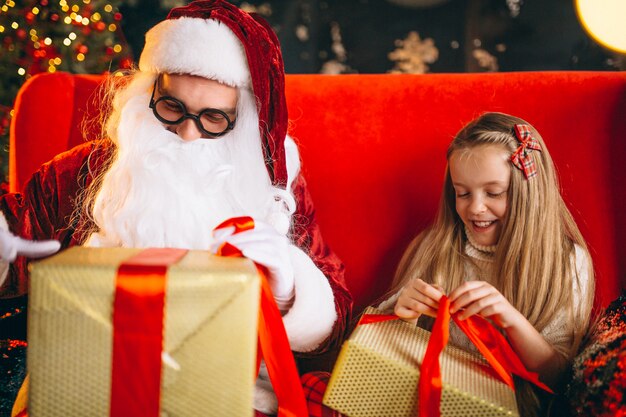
[360,296,552,417]
[214,216,309,417]
[510,124,542,179]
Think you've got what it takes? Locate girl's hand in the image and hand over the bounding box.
[394,278,445,320]
[450,280,566,388]
[448,281,524,328]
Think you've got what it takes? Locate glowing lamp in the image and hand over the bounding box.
[575,0,626,53]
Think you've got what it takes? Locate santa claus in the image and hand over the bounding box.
[0,0,352,415]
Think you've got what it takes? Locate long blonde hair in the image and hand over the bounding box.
[393,112,594,358]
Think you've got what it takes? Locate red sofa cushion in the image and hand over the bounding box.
[10,72,626,311]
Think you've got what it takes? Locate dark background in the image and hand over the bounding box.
[120,0,623,74]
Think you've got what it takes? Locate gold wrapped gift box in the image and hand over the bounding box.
[27,246,260,417]
[323,307,519,417]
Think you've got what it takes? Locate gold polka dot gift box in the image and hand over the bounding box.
[323,306,523,417]
[25,246,260,417]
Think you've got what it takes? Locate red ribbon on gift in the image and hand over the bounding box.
[110,248,188,417]
[214,216,309,417]
[360,296,553,417]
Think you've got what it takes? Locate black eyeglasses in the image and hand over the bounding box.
[149,80,236,138]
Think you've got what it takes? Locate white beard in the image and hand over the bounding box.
[85,74,294,249]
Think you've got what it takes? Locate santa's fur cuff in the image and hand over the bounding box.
[139,17,251,88]
[253,362,278,414]
[282,245,337,352]
[0,212,10,286]
[0,212,9,234]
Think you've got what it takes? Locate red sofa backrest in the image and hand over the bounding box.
[10,72,626,311]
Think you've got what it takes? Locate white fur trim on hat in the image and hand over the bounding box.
[139,17,251,87]
[282,245,337,352]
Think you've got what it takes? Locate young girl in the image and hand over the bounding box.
[378,112,595,416]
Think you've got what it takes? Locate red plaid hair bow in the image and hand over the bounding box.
[511,124,542,179]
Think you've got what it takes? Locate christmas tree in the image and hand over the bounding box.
[0,0,132,183]
[0,0,131,412]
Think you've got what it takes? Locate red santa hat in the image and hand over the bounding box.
[138,0,289,188]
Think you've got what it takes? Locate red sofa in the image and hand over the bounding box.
[10,71,626,312]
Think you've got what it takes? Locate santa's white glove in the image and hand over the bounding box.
[0,229,61,263]
[210,220,295,302]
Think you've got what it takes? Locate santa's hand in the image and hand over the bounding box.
[0,229,61,263]
[211,220,295,300]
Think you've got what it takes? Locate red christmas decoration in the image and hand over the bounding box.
[0,0,131,183]
[119,56,132,69]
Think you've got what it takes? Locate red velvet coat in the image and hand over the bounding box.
[0,140,352,356]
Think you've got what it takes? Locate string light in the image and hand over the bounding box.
[0,0,131,159]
